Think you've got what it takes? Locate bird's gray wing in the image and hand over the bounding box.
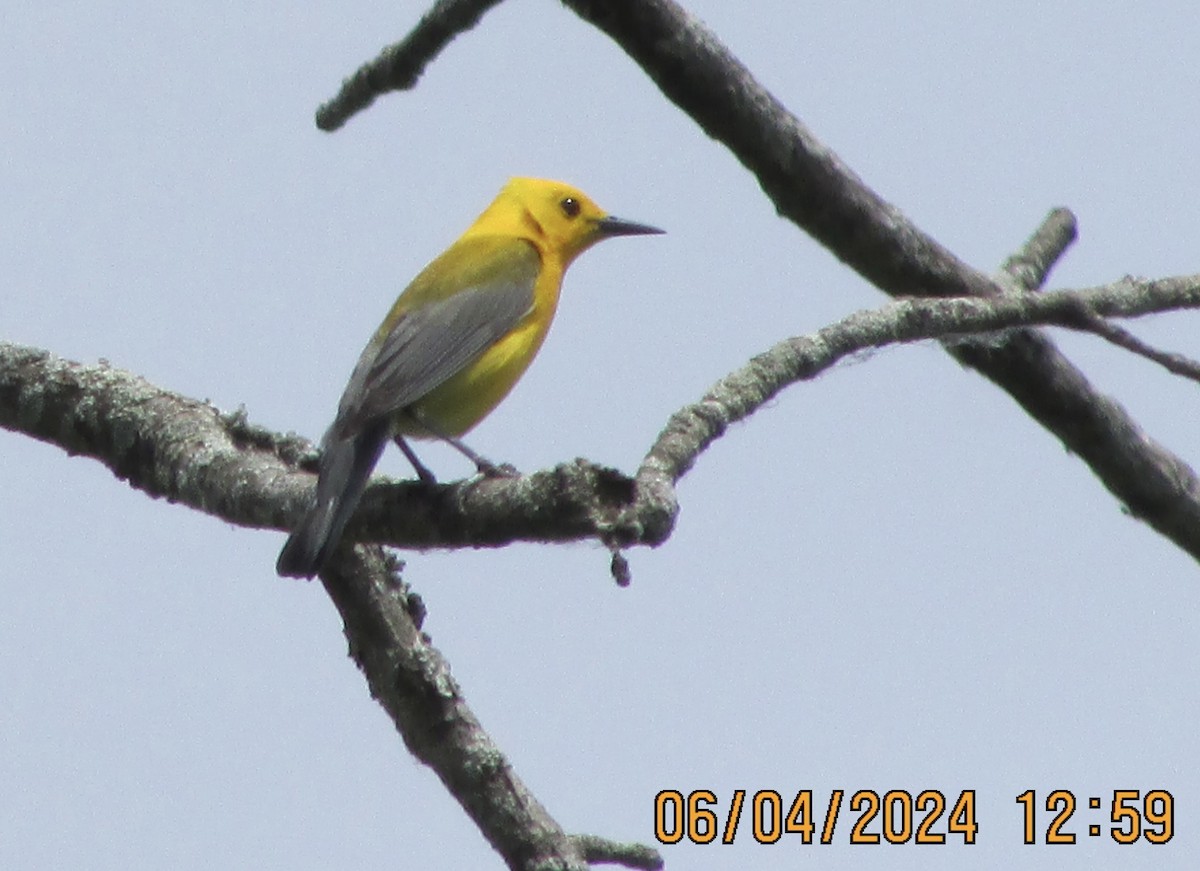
[332,250,538,435]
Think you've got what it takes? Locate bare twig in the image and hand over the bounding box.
[997,210,1200,382]
[1081,320,1200,382]
[315,0,504,131]
[998,207,1078,291]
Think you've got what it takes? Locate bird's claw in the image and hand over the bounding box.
[477,460,519,479]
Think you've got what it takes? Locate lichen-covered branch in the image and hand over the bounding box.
[6,272,1198,557]
[317,547,658,871]
[0,342,667,871]
[637,277,1200,537]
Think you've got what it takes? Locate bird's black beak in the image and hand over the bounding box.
[595,215,665,237]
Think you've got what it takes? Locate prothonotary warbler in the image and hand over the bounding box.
[276,177,662,578]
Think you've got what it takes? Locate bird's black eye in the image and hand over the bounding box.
[560,196,580,218]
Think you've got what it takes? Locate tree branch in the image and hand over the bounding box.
[571,834,664,870]
[315,0,505,131]
[560,0,994,300]
[557,0,1200,567]
[998,209,1200,381]
[1081,320,1200,382]
[0,351,670,870]
[316,546,660,871]
[14,2,1192,867]
[310,2,1200,563]
[997,206,1078,292]
[6,273,1198,556]
[637,275,1200,498]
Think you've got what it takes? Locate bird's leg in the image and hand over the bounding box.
[393,435,438,486]
[442,434,517,478]
[406,410,518,479]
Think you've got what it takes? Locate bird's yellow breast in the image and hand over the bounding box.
[396,254,565,437]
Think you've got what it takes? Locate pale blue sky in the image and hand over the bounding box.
[3,2,1197,868]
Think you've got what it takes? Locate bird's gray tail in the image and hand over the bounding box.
[276,420,389,578]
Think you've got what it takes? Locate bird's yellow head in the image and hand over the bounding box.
[468,177,663,264]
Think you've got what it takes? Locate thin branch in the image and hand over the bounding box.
[1080,320,1200,381]
[315,0,504,131]
[998,207,1078,291]
[638,275,1200,489]
[558,0,1200,569]
[998,210,1200,381]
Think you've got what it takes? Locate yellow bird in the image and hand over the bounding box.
[277,178,662,577]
